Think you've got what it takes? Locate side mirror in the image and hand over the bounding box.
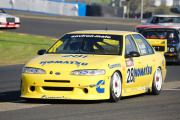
[37,49,46,55]
[127,51,140,58]
[141,20,146,25]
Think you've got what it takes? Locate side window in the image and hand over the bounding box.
[151,17,158,23]
[132,34,154,55]
[147,16,153,23]
[125,35,138,56]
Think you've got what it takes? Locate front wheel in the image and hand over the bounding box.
[110,71,122,102]
[151,68,163,95]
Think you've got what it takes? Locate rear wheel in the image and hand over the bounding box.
[110,71,122,102]
[152,68,162,95]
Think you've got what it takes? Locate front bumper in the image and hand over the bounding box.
[0,23,20,28]
[164,52,180,63]
[21,73,110,100]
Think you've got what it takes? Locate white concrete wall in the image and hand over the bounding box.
[13,0,29,10]
[0,0,84,16]
[154,0,161,6]
[0,0,12,9]
[29,0,47,13]
[154,0,179,6]
[161,0,173,6]
[174,0,180,5]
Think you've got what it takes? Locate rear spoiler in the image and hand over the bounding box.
[146,39,167,54]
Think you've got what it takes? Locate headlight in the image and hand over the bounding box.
[0,17,6,22]
[15,17,20,22]
[23,67,46,74]
[170,47,175,52]
[70,69,106,75]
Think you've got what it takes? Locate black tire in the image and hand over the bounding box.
[151,68,163,95]
[110,71,122,102]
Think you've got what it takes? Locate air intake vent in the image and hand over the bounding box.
[6,18,15,22]
[153,46,165,51]
[44,80,70,83]
[43,87,73,91]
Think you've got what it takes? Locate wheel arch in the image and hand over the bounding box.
[113,70,123,83]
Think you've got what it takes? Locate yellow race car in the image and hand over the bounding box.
[21,30,166,102]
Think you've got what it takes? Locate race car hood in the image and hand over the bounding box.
[0,13,18,18]
[25,54,122,72]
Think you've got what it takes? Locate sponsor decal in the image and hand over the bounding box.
[55,72,61,75]
[61,55,88,58]
[126,66,135,84]
[126,60,133,67]
[71,35,111,39]
[108,63,121,69]
[30,69,38,73]
[41,95,71,99]
[40,61,88,67]
[96,80,105,93]
[80,71,88,75]
[135,65,152,77]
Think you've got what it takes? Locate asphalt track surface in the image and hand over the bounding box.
[0,10,180,120]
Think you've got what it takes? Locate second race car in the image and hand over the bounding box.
[0,8,20,28]
[141,27,180,64]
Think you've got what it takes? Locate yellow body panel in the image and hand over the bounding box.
[147,39,167,54]
[21,30,166,100]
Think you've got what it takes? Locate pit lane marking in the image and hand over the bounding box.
[15,14,139,26]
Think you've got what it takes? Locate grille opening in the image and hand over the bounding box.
[43,87,73,91]
[6,18,15,22]
[30,86,35,91]
[44,80,70,83]
[84,88,88,93]
[153,46,165,51]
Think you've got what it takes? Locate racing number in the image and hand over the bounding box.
[126,66,135,84]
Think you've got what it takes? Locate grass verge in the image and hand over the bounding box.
[0,31,56,65]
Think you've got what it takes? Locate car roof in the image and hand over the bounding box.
[143,27,178,31]
[136,25,163,28]
[152,15,179,17]
[67,30,138,35]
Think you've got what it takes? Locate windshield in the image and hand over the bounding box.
[47,34,123,55]
[142,29,179,42]
[0,9,5,13]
